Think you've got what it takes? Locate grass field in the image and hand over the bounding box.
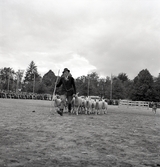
[0,99,160,167]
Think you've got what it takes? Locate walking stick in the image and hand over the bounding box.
[50,69,60,112]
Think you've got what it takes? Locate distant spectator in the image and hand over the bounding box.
[152,102,157,114]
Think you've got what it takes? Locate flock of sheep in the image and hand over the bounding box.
[52,93,108,115]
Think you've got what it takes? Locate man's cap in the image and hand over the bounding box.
[63,68,70,73]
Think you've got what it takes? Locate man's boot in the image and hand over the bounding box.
[60,109,63,116]
[68,103,71,114]
[57,108,63,116]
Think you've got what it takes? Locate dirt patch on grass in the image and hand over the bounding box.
[0,99,160,167]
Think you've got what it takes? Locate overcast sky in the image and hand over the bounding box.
[0,0,160,79]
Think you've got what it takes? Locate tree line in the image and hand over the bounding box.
[0,61,160,102]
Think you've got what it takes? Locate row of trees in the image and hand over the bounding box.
[0,61,160,102]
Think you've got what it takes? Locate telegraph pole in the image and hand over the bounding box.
[87,74,90,97]
[7,72,10,92]
[0,74,1,90]
[33,72,35,93]
[32,69,36,94]
[16,74,19,93]
[110,74,112,100]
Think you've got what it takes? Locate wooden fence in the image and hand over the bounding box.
[119,100,149,109]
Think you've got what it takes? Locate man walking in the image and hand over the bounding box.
[56,68,76,116]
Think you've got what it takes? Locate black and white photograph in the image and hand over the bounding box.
[0,0,160,166]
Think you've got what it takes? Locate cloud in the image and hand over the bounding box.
[36,52,96,78]
[0,0,160,79]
